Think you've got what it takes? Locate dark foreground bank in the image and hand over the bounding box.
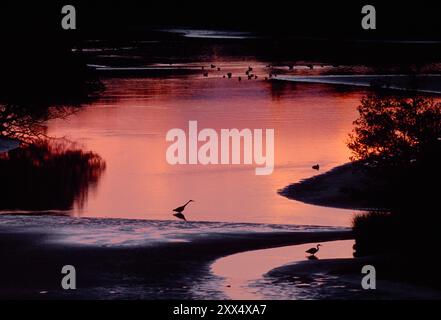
[0,215,351,299]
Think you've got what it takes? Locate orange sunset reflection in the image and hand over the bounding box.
[47,68,366,226]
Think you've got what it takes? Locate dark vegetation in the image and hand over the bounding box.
[0,43,102,142]
[0,140,105,211]
[349,95,441,287]
[0,2,103,142]
[0,3,105,213]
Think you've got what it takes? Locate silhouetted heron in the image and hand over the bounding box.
[305,244,322,256]
[172,200,194,221]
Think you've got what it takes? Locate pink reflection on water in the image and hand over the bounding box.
[47,63,366,226]
[211,239,355,299]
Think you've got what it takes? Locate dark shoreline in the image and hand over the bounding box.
[279,161,385,211]
[278,161,441,298]
[0,221,351,299]
[267,256,441,300]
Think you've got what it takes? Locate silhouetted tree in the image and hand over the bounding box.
[348,95,441,166]
[349,96,441,288]
[0,104,80,143]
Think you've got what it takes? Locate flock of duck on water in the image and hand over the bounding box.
[200,63,321,81]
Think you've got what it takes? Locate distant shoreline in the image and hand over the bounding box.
[274,74,441,95]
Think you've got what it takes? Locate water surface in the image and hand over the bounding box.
[46,62,366,226]
[210,239,355,299]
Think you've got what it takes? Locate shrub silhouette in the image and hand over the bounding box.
[0,140,106,212]
[348,95,441,166]
[349,95,441,287]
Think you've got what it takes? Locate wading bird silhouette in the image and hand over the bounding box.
[305,244,322,256]
[172,200,195,221]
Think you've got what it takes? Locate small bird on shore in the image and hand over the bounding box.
[306,244,322,256]
[312,164,320,170]
[172,200,194,221]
